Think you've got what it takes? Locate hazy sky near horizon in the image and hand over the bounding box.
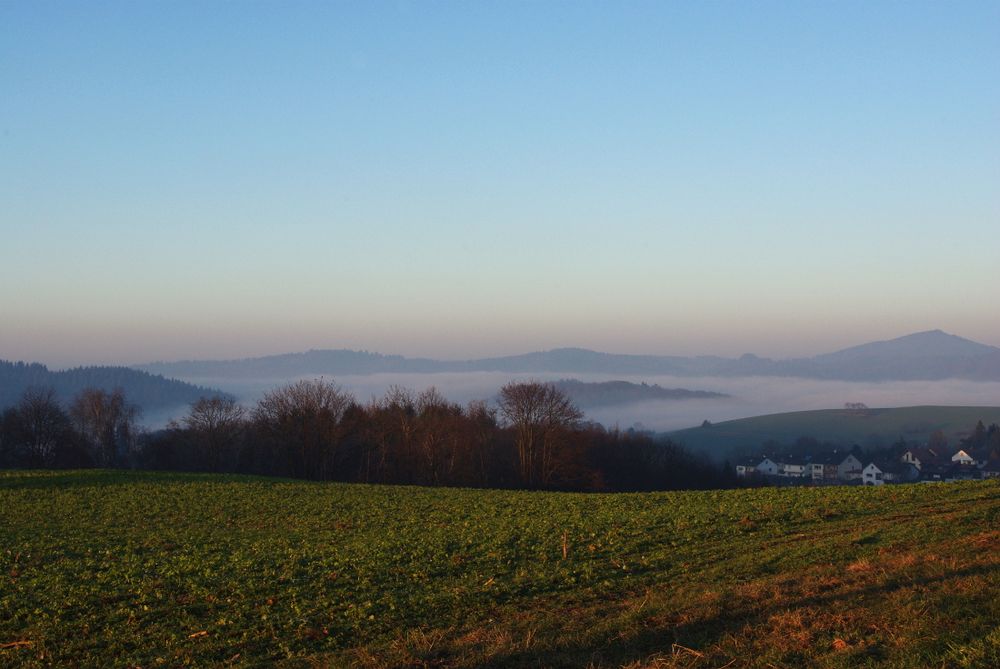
[2,1,998,368]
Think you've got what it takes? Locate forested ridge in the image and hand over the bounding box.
[553,379,727,408]
[0,360,225,413]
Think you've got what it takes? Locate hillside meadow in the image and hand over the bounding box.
[669,405,1000,456]
[1,470,998,668]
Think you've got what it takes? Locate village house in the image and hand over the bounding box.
[950,449,977,466]
[899,447,954,482]
[863,460,919,486]
[734,436,996,485]
[895,443,1000,482]
[837,454,864,482]
[861,462,886,485]
[900,447,949,470]
[779,455,809,478]
[862,462,885,486]
[809,452,843,482]
[735,457,761,478]
[755,457,780,477]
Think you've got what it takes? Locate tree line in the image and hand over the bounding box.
[0,380,734,492]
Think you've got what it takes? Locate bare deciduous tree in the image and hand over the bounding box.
[183,396,247,471]
[69,387,140,467]
[498,381,583,486]
[364,386,419,483]
[10,387,71,466]
[414,387,463,485]
[253,379,354,479]
[466,399,499,486]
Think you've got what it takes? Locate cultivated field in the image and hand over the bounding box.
[1,470,998,667]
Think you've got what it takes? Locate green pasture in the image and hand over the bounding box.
[1,470,998,667]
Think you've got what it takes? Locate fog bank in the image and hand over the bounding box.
[156,372,1000,433]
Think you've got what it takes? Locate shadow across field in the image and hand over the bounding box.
[343,530,1000,669]
[477,563,998,668]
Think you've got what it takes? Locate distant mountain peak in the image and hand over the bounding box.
[898,329,953,340]
[538,347,598,356]
[816,330,999,362]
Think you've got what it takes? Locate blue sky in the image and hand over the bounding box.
[2,1,998,367]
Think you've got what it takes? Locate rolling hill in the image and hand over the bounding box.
[669,405,1000,456]
[806,330,1000,381]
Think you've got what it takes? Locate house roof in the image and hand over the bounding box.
[866,460,914,476]
[812,452,846,465]
[904,447,950,464]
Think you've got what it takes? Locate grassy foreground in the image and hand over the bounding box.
[1,471,999,668]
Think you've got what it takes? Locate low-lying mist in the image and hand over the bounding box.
[149,372,1000,433]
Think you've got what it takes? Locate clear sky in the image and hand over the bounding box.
[2,1,998,367]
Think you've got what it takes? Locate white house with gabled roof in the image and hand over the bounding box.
[863,462,887,486]
[901,447,948,470]
[864,460,918,485]
[756,457,780,477]
[837,454,864,482]
[951,449,976,466]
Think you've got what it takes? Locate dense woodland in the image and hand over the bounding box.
[0,380,734,492]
